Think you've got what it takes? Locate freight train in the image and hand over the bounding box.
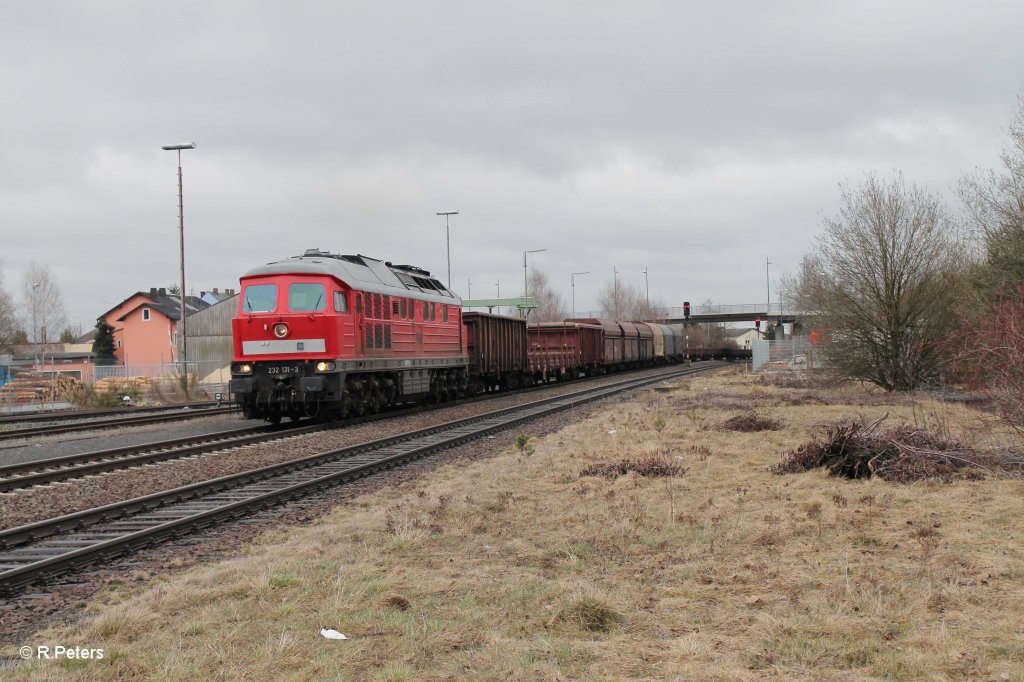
[229,249,749,423]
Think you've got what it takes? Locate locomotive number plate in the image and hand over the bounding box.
[265,366,301,375]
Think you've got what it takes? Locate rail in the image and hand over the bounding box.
[0,363,720,595]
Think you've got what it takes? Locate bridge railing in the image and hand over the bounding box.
[574,303,793,319]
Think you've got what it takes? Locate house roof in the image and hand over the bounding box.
[722,327,756,338]
[201,290,237,303]
[114,293,209,322]
[41,350,96,361]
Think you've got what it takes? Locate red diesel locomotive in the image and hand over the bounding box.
[230,249,467,423]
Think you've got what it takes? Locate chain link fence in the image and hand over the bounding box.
[752,337,823,372]
[91,360,229,400]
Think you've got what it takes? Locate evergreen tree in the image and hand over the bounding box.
[59,328,75,344]
[92,317,116,365]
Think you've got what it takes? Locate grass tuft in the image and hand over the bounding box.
[716,411,784,432]
[552,594,624,632]
[579,454,687,479]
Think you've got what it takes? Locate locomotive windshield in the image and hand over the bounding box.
[242,284,277,313]
[288,283,327,312]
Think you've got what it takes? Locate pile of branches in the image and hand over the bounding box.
[580,455,686,479]
[716,412,783,432]
[774,416,1024,483]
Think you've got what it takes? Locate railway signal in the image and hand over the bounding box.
[755,317,761,331]
[683,301,690,319]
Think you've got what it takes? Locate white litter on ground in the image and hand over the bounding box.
[320,628,348,640]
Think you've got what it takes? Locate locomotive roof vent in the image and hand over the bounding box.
[392,264,431,276]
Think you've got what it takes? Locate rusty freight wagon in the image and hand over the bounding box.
[462,312,528,392]
[566,318,626,369]
[527,321,604,379]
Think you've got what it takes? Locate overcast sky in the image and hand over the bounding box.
[3,1,1023,332]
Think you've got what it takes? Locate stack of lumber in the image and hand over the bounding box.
[92,376,154,396]
[0,371,81,403]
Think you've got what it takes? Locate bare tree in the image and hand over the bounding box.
[525,269,567,322]
[694,298,730,346]
[596,279,666,320]
[956,96,1024,429]
[796,172,966,391]
[21,262,67,350]
[0,261,20,352]
[959,95,1024,297]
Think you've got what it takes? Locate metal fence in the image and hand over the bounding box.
[752,337,822,372]
[574,302,797,319]
[93,360,230,386]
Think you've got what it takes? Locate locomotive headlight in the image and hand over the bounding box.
[232,362,253,375]
[315,361,336,372]
[273,323,289,338]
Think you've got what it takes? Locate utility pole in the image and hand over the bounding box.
[162,142,196,374]
[766,257,772,316]
[31,282,40,367]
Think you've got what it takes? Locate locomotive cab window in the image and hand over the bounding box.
[289,283,326,312]
[333,291,348,313]
[242,284,277,313]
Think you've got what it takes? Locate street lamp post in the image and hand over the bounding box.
[570,271,589,319]
[162,142,196,375]
[613,266,620,319]
[436,211,458,288]
[766,257,772,316]
[642,267,649,314]
[522,249,546,318]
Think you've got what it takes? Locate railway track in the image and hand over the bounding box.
[0,363,716,595]
[0,405,237,443]
[0,401,220,426]
[0,362,721,491]
[0,422,312,493]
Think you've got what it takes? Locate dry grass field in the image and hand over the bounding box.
[6,366,1024,680]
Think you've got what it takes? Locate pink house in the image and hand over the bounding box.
[100,289,209,367]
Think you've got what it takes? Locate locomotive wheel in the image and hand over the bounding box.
[366,388,381,414]
[350,386,366,416]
